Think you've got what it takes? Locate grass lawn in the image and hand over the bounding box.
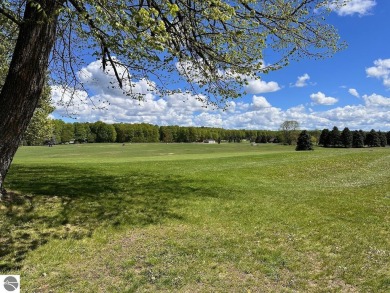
[1,143,389,292]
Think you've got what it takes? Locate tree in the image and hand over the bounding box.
[0,8,16,89]
[60,123,75,144]
[188,127,199,143]
[296,130,313,151]
[22,85,55,146]
[387,131,390,146]
[90,121,117,143]
[309,129,322,146]
[359,130,366,145]
[352,130,364,148]
[0,1,345,195]
[319,128,330,147]
[52,119,65,144]
[0,16,54,147]
[340,127,352,148]
[280,121,299,145]
[329,126,341,147]
[378,131,387,147]
[160,126,174,143]
[365,129,381,147]
[74,123,89,143]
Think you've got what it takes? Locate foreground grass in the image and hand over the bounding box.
[1,143,389,292]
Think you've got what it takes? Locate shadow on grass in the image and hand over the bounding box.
[1,164,217,271]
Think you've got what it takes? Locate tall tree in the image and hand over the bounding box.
[90,121,117,143]
[329,126,341,147]
[52,119,65,144]
[0,6,17,89]
[378,131,387,147]
[0,1,345,195]
[319,128,330,147]
[365,129,381,147]
[340,127,352,148]
[1,28,55,147]
[74,122,89,143]
[352,130,364,148]
[60,123,75,144]
[280,120,300,145]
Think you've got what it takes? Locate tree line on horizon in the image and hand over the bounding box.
[318,126,389,148]
[22,120,390,147]
[24,120,283,145]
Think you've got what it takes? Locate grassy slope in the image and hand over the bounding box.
[1,143,389,292]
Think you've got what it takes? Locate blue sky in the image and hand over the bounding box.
[53,0,390,131]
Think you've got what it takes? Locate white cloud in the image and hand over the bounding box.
[78,59,157,96]
[310,92,338,105]
[330,0,376,16]
[363,93,390,107]
[194,112,223,128]
[348,88,360,98]
[294,73,310,87]
[252,95,271,108]
[51,85,92,117]
[244,79,280,94]
[366,59,390,87]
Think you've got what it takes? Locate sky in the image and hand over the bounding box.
[52,0,390,131]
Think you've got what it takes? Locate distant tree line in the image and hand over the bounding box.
[23,120,390,147]
[25,120,289,145]
[319,126,389,148]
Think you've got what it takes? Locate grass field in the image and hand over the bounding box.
[1,143,389,292]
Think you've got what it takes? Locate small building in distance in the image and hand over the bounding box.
[203,139,216,144]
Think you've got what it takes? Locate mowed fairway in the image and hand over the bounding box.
[1,143,389,292]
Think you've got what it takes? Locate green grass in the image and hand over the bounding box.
[1,143,389,292]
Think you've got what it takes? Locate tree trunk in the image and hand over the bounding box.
[0,1,62,197]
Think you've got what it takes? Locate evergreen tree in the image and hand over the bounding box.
[365,129,381,147]
[319,128,330,147]
[329,126,341,147]
[378,131,387,147]
[387,131,390,146]
[296,130,313,151]
[340,127,353,148]
[352,130,365,148]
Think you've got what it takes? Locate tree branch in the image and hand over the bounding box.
[0,6,21,26]
[67,0,126,89]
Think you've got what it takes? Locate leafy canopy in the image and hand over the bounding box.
[1,0,345,107]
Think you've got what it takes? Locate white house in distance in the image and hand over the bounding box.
[203,139,216,144]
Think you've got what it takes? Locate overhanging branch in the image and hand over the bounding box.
[67,0,125,89]
[0,6,21,26]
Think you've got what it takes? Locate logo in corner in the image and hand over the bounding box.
[1,275,20,293]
